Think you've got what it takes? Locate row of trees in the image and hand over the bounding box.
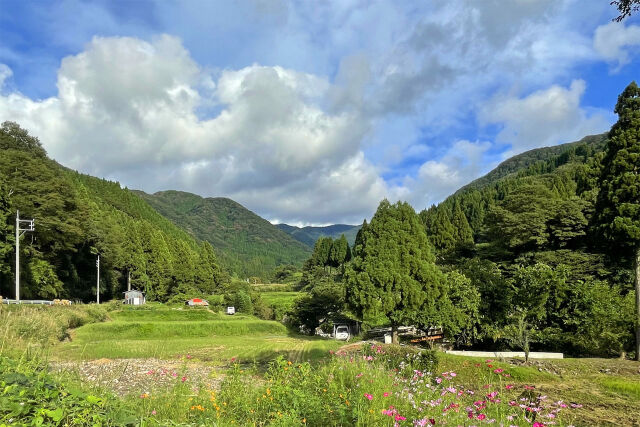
[0,121,228,302]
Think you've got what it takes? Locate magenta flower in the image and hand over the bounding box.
[364,393,373,400]
[477,414,486,420]
[493,368,504,373]
[383,392,391,397]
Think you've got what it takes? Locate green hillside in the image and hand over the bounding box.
[455,133,607,193]
[276,223,361,246]
[0,122,225,302]
[134,190,312,279]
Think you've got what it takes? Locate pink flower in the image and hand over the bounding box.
[435,377,442,384]
[231,357,236,362]
[356,373,364,378]
[533,423,545,427]
[181,376,187,382]
[383,392,391,397]
[364,393,373,400]
[395,415,406,421]
[151,410,156,415]
[524,385,535,390]
[477,414,486,420]
[450,372,457,377]
[493,368,504,374]
[468,412,475,419]
[505,384,514,390]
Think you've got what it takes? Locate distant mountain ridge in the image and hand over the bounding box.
[456,133,607,194]
[133,190,312,278]
[276,223,361,247]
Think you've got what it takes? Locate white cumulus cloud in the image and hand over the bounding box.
[479,80,610,155]
[0,35,390,224]
[594,21,640,69]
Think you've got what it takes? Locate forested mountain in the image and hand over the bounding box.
[276,223,361,247]
[134,190,311,279]
[0,122,226,302]
[415,127,636,356]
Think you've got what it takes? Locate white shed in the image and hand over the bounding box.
[123,290,145,305]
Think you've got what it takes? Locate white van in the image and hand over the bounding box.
[226,306,236,315]
[334,325,350,341]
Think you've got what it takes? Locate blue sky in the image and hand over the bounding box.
[1,0,639,225]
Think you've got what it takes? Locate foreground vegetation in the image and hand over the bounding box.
[2,304,639,426]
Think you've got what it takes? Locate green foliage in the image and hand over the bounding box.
[289,282,345,334]
[0,123,226,302]
[593,81,640,359]
[439,271,480,344]
[0,121,46,157]
[345,200,448,339]
[503,263,566,361]
[0,357,135,426]
[135,190,311,279]
[595,81,640,249]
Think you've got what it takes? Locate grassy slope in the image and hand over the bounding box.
[276,223,361,247]
[53,306,339,364]
[134,190,312,278]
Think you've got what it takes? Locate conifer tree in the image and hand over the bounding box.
[594,81,640,360]
[352,219,367,257]
[345,200,447,343]
[451,201,474,247]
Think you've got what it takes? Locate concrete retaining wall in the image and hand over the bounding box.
[445,350,563,359]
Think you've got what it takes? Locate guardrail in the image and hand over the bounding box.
[1,299,54,305]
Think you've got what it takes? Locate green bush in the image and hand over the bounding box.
[0,356,135,426]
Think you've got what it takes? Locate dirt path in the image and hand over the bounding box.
[50,358,224,397]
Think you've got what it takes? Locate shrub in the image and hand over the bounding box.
[0,356,135,426]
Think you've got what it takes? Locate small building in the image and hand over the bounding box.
[186,298,209,307]
[123,290,145,305]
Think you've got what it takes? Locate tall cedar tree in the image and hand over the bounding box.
[345,200,446,343]
[594,81,640,360]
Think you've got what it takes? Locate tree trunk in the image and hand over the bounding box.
[635,245,640,361]
[391,324,399,345]
[127,269,131,292]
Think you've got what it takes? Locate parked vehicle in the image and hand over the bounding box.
[334,324,351,341]
[226,306,236,315]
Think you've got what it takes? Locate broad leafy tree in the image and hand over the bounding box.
[594,81,640,359]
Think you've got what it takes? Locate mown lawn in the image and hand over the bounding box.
[52,307,340,364]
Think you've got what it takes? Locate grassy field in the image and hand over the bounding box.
[259,291,302,307]
[3,304,640,426]
[52,306,339,364]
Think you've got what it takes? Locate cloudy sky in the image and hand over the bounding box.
[1,0,639,225]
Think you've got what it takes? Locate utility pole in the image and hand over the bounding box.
[15,210,35,302]
[96,254,100,304]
